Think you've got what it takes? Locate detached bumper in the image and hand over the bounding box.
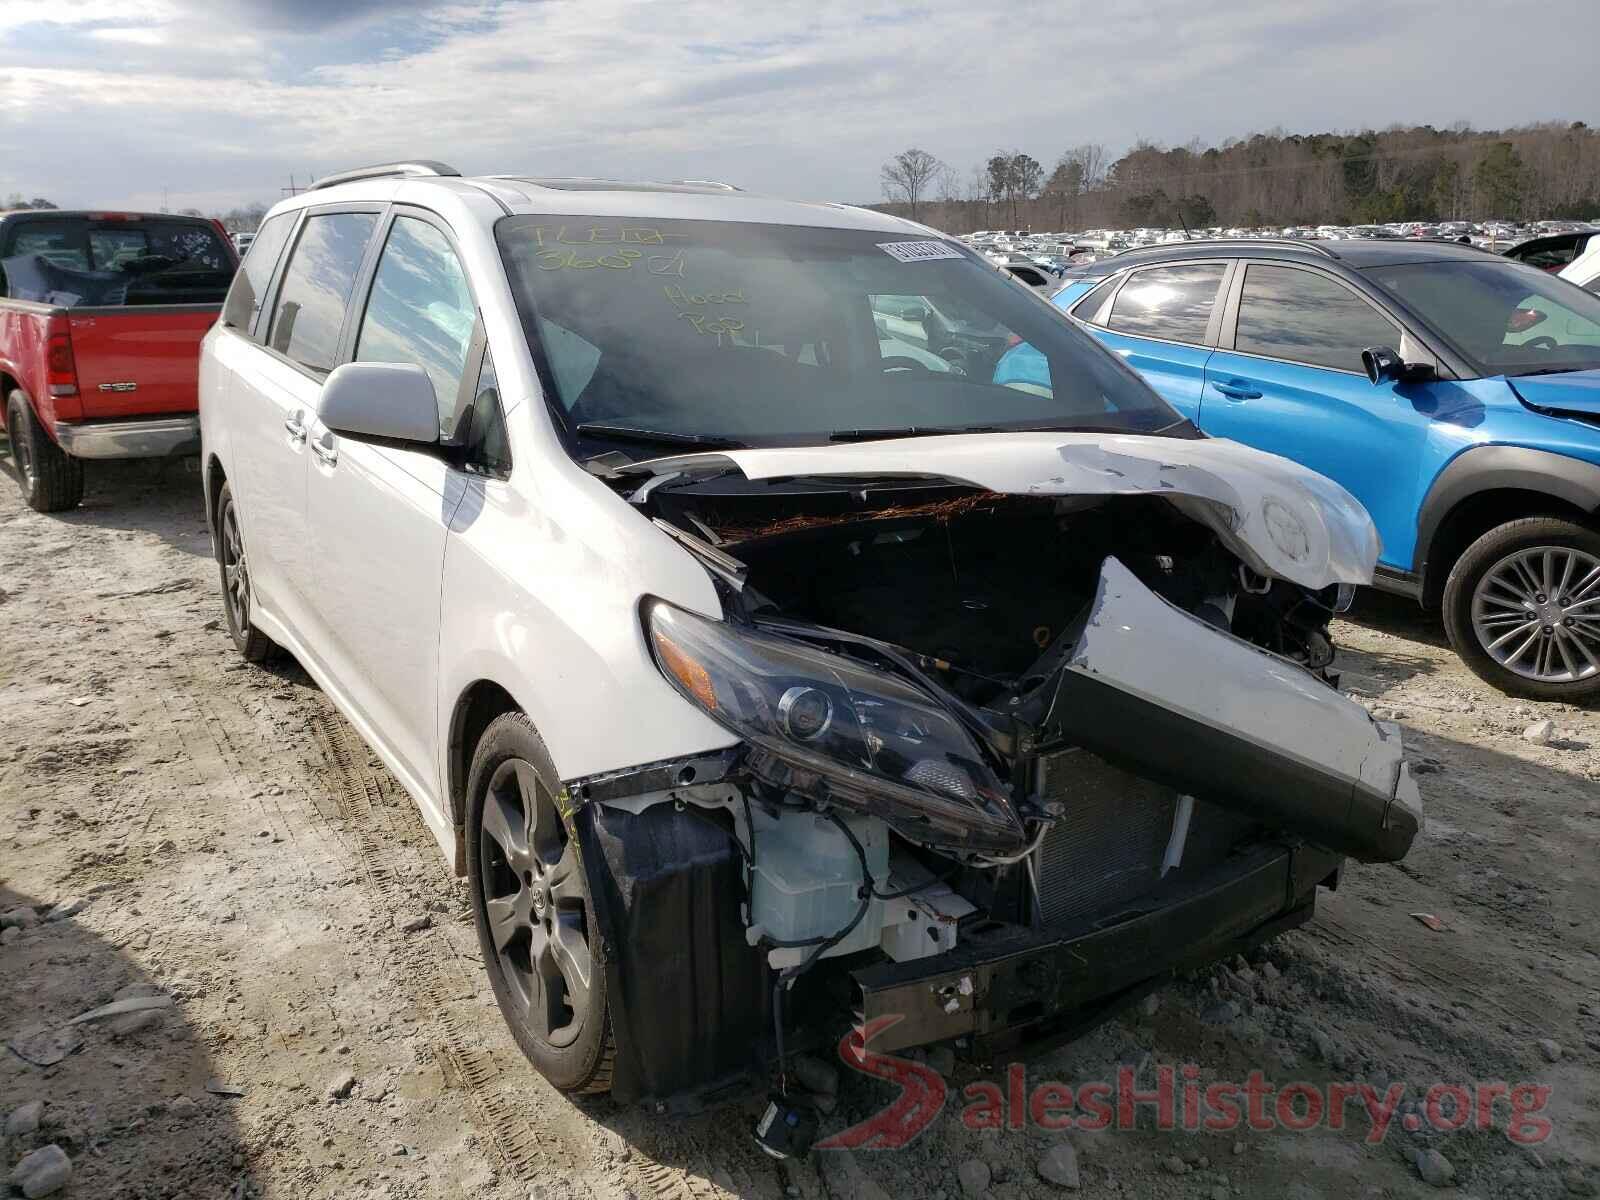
[852,840,1340,1055]
[53,416,200,459]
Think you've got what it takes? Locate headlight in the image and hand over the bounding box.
[644,599,1024,853]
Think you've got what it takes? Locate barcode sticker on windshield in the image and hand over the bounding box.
[878,240,963,263]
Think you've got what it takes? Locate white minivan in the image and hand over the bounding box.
[200,162,1420,1127]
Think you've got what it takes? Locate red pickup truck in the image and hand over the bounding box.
[0,210,237,511]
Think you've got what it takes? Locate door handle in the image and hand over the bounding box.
[311,430,337,467]
[283,411,307,444]
[1212,380,1263,401]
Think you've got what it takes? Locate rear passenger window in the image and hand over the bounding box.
[1234,264,1399,371]
[1105,264,1225,345]
[222,212,295,333]
[8,223,88,270]
[268,212,378,373]
[354,216,477,431]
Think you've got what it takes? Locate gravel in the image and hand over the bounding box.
[327,1072,357,1100]
[957,1158,991,1197]
[1413,1148,1456,1187]
[5,1099,44,1137]
[7,1145,72,1198]
[1036,1142,1080,1189]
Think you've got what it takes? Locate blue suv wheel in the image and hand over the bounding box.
[1443,516,1600,700]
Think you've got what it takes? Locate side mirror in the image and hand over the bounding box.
[318,362,439,446]
[1362,345,1435,386]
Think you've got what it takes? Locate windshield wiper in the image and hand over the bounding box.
[829,425,1004,442]
[575,423,747,450]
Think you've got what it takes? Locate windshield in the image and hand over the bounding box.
[1367,259,1600,377]
[0,218,234,307]
[495,216,1179,451]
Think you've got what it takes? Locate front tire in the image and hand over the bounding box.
[466,712,613,1094]
[6,390,83,512]
[1442,516,1600,701]
[214,480,277,663]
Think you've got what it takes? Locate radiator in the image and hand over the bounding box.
[1031,749,1256,927]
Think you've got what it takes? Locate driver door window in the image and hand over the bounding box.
[1234,264,1399,371]
[355,215,477,435]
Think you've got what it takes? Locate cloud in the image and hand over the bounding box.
[1,0,1596,213]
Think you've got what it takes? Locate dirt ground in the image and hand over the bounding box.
[2,456,1597,1200]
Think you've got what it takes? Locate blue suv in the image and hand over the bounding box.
[999,238,1600,700]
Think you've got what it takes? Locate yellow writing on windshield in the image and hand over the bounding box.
[677,312,745,345]
[535,247,645,271]
[647,249,688,277]
[527,225,689,248]
[664,285,746,308]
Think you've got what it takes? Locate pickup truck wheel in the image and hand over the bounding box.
[1443,516,1600,701]
[466,713,613,1094]
[6,390,83,513]
[215,482,277,662]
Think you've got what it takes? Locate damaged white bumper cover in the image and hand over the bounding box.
[629,431,1381,591]
[1057,558,1422,863]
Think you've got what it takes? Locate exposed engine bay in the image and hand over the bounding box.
[567,435,1423,1110]
[709,490,1341,702]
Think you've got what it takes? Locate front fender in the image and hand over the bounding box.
[1415,444,1600,584]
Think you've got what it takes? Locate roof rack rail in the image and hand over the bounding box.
[1149,236,1340,259]
[670,179,742,191]
[308,161,461,192]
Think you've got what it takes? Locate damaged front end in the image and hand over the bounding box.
[567,435,1422,1110]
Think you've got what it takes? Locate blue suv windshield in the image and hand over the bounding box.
[495,216,1182,448]
[1366,259,1600,377]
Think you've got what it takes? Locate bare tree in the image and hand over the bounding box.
[880,148,945,222]
[1043,155,1086,227]
[966,166,992,227]
[1067,143,1107,191]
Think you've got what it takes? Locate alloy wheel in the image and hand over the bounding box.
[1470,544,1600,683]
[220,501,251,633]
[477,758,593,1048]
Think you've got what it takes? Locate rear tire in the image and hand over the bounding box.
[466,712,614,1094]
[1442,516,1600,702]
[6,390,83,512]
[214,480,277,663]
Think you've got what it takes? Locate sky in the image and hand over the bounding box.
[0,0,1596,213]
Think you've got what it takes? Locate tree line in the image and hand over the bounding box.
[879,122,1600,232]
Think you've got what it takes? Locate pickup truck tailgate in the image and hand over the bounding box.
[68,306,220,419]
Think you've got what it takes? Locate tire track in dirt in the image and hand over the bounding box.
[303,705,570,1177]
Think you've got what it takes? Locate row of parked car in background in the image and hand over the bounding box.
[967,218,1600,289]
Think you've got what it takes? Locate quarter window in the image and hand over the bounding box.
[1104,264,1225,345]
[355,216,477,431]
[456,351,512,477]
[267,212,379,373]
[1072,276,1121,322]
[222,212,295,333]
[1234,264,1399,371]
